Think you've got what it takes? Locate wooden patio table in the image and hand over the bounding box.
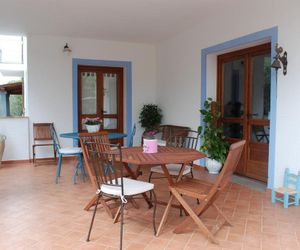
[120,146,206,234]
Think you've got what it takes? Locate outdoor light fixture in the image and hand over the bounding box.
[271,43,287,75]
[63,43,72,53]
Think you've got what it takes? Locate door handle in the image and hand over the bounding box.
[247,113,258,119]
[102,110,107,114]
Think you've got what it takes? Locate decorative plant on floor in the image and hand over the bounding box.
[139,104,163,138]
[198,98,229,174]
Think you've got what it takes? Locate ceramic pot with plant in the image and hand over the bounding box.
[198,98,229,174]
[84,118,102,133]
[139,104,163,138]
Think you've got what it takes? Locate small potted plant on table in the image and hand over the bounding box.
[198,98,229,174]
[139,104,163,139]
[84,118,102,133]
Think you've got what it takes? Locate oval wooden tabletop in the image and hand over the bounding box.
[121,146,206,165]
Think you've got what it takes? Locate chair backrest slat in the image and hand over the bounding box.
[283,168,300,191]
[168,130,200,150]
[87,142,123,193]
[159,125,190,142]
[79,132,112,189]
[33,123,54,141]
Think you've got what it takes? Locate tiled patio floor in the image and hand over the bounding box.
[0,161,300,250]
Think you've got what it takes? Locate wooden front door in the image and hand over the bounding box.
[78,65,124,141]
[217,43,271,182]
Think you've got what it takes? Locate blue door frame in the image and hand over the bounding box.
[72,58,132,146]
[201,27,278,188]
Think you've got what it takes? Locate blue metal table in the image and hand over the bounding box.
[60,132,127,140]
[58,132,127,184]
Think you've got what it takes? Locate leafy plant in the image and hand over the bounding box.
[84,117,102,125]
[198,98,229,164]
[139,104,163,132]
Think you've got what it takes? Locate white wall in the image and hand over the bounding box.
[8,35,156,159]
[156,0,300,187]
[0,117,29,160]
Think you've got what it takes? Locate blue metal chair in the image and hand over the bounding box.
[272,168,300,208]
[50,125,85,184]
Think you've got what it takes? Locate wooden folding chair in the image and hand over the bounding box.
[156,140,245,244]
[32,123,56,165]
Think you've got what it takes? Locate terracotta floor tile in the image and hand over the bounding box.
[1,163,300,250]
[126,242,148,250]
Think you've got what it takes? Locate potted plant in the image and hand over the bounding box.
[84,117,102,133]
[198,98,229,174]
[139,104,163,138]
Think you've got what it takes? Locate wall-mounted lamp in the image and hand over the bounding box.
[63,43,72,53]
[271,43,287,75]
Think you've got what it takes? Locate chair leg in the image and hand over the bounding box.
[73,161,80,184]
[151,190,157,235]
[180,194,183,217]
[148,172,154,201]
[148,171,153,183]
[190,167,200,204]
[79,154,86,182]
[120,198,125,250]
[53,145,57,162]
[86,193,101,242]
[295,194,299,206]
[32,146,36,165]
[283,193,289,208]
[171,188,219,244]
[190,167,194,179]
[56,155,63,184]
[113,205,122,224]
[271,190,276,203]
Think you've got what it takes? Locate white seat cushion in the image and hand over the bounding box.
[151,164,192,176]
[101,177,154,196]
[59,147,82,154]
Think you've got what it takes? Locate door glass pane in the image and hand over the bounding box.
[251,53,271,120]
[103,118,117,129]
[103,73,117,115]
[81,72,97,114]
[223,59,244,118]
[251,125,269,144]
[223,122,243,139]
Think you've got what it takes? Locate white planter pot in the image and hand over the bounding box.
[206,158,222,174]
[86,124,100,133]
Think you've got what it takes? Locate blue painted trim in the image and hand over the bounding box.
[200,27,278,188]
[72,58,132,146]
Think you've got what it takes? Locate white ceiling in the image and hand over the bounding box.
[0,0,233,44]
